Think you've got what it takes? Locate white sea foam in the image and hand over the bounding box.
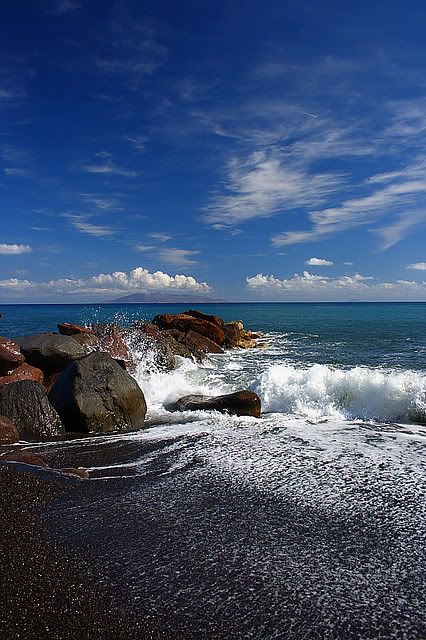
[255,363,426,423]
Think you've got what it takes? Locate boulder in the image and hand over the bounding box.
[185,330,224,354]
[0,415,19,444]
[0,450,49,466]
[125,327,177,371]
[48,352,147,434]
[0,381,64,441]
[0,336,25,375]
[17,333,89,375]
[70,331,101,350]
[165,390,261,418]
[58,322,95,336]
[152,313,226,346]
[0,363,44,387]
[224,321,258,349]
[160,329,204,361]
[60,467,90,479]
[183,309,225,328]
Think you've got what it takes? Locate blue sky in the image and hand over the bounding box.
[1,0,426,302]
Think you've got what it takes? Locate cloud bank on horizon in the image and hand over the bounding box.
[1,0,426,301]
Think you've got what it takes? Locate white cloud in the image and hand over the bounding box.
[158,248,200,266]
[135,244,156,252]
[372,211,426,250]
[206,151,344,226]
[0,268,210,300]
[246,271,426,301]
[148,232,172,242]
[125,135,147,152]
[3,168,31,177]
[407,262,426,271]
[70,218,114,237]
[0,243,32,255]
[344,261,353,266]
[306,257,334,266]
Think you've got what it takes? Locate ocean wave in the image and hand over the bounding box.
[254,363,426,424]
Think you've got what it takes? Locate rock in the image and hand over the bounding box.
[0,336,25,375]
[0,381,64,441]
[58,322,95,336]
[125,327,177,371]
[91,324,134,371]
[185,330,224,354]
[17,333,89,375]
[0,363,44,387]
[183,309,225,328]
[165,390,261,418]
[70,331,101,350]
[152,313,226,346]
[59,467,90,479]
[160,329,204,361]
[0,450,49,467]
[48,352,147,434]
[0,415,20,444]
[224,321,258,349]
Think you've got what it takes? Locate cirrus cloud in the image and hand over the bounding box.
[0,243,32,255]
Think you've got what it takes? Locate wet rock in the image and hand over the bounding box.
[48,352,147,434]
[224,321,258,349]
[59,467,90,479]
[0,381,64,441]
[17,333,89,375]
[0,415,20,444]
[0,450,49,467]
[152,313,226,346]
[160,329,204,361]
[185,330,224,354]
[183,309,225,328]
[165,390,261,418]
[125,327,177,371]
[0,336,25,375]
[70,331,101,350]
[58,322,95,336]
[0,363,44,387]
[91,324,134,372]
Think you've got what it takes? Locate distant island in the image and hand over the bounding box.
[109,293,227,304]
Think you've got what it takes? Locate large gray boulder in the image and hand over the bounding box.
[0,381,64,441]
[165,390,261,418]
[48,352,147,434]
[17,333,89,374]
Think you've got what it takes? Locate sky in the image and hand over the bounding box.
[1,0,426,302]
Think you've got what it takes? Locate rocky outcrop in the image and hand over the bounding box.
[48,352,147,434]
[184,330,224,354]
[0,415,19,444]
[0,381,64,441]
[0,363,44,387]
[224,321,258,349]
[70,331,101,350]
[183,309,225,328]
[152,313,226,347]
[0,336,25,375]
[17,333,89,375]
[165,390,261,418]
[0,450,49,466]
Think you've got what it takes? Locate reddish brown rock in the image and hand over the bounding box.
[91,324,134,371]
[58,322,95,336]
[0,415,19,444]
[183,309,225,328]
[224,321,258,349]
[71,332,101,350]
[152,313,226,346]
[0,363,44,387]
[185,330,224,354]
[0,450,49,467]
[0,336,25,375]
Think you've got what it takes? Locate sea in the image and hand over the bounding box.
[2,302,426,639]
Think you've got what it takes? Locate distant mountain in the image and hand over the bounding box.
[109,292,227,304]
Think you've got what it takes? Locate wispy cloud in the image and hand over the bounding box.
[3,167,31,177]
[69,217,114,237]
[206,150,344,227]
[83,161,138,177]
[306,257,334,266]
[135,244,155,252]
[147,232,172,242]
[159,248,200,266]
[0,243,32,255]
[372,211,426,250]
[125,135,147,152]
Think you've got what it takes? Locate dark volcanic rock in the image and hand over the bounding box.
[70,331,101,350]
[0,336,25,375]
[0,363,44,387]
[0,381,64,441]
[58,322,95,336]
[17,333,89,375]
[152,313,226,346]
[48,352,147,434]
[165,390,261,418]
[0,415,20,444]
[0,450,49,466]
